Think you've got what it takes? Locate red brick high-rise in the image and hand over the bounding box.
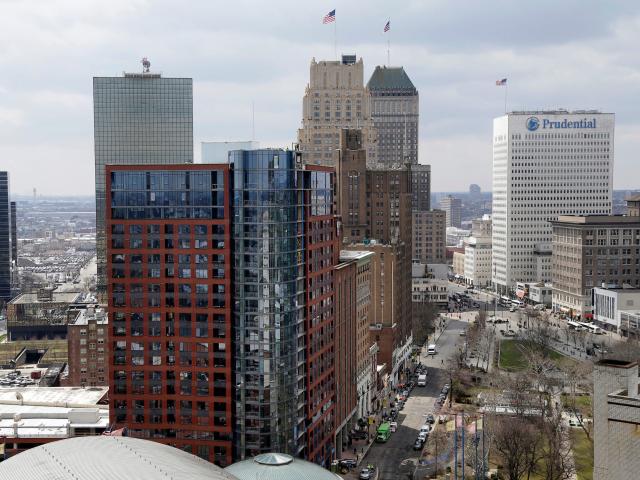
[106,164,233,466]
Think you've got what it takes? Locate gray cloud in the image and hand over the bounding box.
[0,0,638,194]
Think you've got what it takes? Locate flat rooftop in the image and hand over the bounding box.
[552,215,640,225]
[0,386,108,406]
[508,109,607,115]
[9,291,82,305]
[339,250,374,262]
[72,308,108,326]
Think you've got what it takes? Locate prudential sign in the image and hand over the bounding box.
[526,116,597,132]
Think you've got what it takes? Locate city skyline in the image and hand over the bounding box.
[1,1,639,195]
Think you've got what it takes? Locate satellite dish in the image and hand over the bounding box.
[141,57,151,73]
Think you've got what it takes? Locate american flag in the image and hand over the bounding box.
[323,9,336,24]
[495,78,507,86]
[384,20,390,32]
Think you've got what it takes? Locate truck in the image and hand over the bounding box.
[417,374,427,387]
[376,422,391,442]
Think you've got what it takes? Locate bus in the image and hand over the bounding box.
[376,422,391,442]
[578,322,603,335]
[567,320,583,331]
[499,296,511,307]
[511,299,525,308]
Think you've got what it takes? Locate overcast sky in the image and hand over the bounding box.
[1,0,639,195]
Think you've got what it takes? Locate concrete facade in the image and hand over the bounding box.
[551,215,640,316]
[412,210,446,264]
[593,359,640,480]
[440,195,462,229]
[298,56,377,166]
[452,251,465,277]
[592,287,640,333]
[463,235,492,287]
[492,111,614,293]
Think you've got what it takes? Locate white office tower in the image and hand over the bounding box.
[491,110,614,294]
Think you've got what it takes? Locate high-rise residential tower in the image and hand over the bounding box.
[298,55,377,166]
[230,150,337,464]
[491,110,614,293]
[106,164,233,466]
[0,172,11,302]
[94,69,193,294]
[367,66,419,167]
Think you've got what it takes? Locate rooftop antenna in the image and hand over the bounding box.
[141,57,151,73]
[252,101,255,141]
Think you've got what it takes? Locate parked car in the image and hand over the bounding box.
[351,430,367,440]
[414,439,425,450]
[417,431,428,442]
[389,421,398,432]
[359,468,373,479]
[339,459,357,470]
[426,414,435,424]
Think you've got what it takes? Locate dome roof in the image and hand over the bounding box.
[225,453,342,480]
[0,436,239,480]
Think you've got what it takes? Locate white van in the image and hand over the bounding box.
[427,344,437,355]
[417,374,427,387]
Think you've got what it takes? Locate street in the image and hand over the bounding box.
[348,318,467,480]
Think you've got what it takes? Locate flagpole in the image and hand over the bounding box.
[334,17,337,60]
[387,18,390,66]
[504,83,508,114]
[461,412,465,480]
[454,414,458,480]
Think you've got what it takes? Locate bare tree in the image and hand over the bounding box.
[491,415,542,480]
[412,301,439,347]
[539,409,575,480]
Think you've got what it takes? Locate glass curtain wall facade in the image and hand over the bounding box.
[106,164,232,466]
[0,172,10,301]
[94,74,193,295]
[231,150,307,459]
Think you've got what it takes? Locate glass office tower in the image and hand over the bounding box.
[231,149,306,458]
[0,172,10,301]
[94,72,193,294]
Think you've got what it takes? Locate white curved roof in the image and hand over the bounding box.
[0,436,239,480]
[225,453,342,480]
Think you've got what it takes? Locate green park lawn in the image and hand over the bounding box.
[499,339,573,372]
[571,429,593,480]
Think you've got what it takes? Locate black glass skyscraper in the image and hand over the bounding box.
[93,71,193,294]
[0,172,10,301]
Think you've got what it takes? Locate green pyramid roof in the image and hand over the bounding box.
[367,66,417,92]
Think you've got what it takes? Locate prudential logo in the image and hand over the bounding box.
[526,117,540,131]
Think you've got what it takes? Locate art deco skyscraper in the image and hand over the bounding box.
[94,68,193,293]
[298,55,377,166]
[367,66,419,167]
